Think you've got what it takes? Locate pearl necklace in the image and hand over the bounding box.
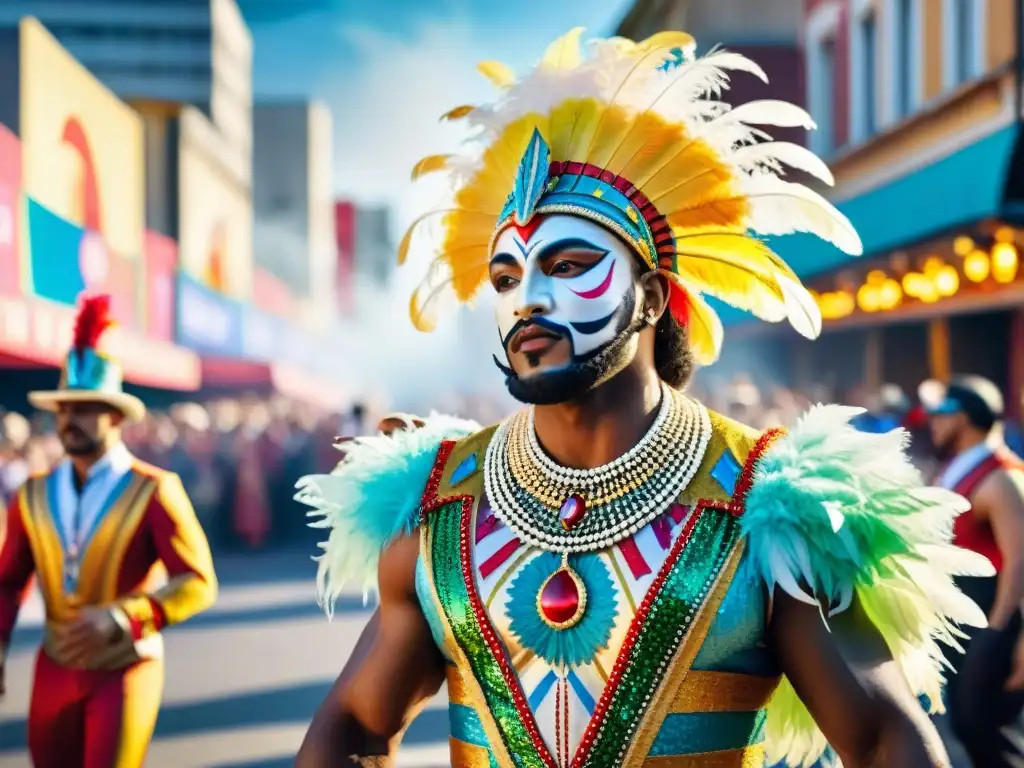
[483,387,711,554]
[506,385,688,507]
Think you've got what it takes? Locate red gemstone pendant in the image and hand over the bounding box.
[558,494,587,530]
[537,566,587,629]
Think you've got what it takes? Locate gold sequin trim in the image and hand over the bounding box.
[642,745,765,767]
[449,738,494,768]
[670,671,780,714]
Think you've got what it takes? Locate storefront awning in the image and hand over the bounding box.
[718,123,1022,330]
[0,294,201,390]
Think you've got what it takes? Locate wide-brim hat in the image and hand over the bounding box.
[28,388,146,423]
[29,294,147,424]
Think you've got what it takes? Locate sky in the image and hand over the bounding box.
[241,0,631,230]
[236,0,634,406]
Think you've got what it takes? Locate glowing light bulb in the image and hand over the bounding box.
[918,281,940,303]
[995,225,1015,243]
[857,284,880,312]
[878,279,902,310]
[923,256,945,276]
[953,236,975,256]
[963,249,990,283]
[934,265,960,297]
[902,272,926,297]
[992,241,1018,268]
[866,269,887,285]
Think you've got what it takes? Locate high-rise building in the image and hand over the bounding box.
[353,206,394,286]
[0,0,254,239]
[252,101,336,313]
[616,0,804,145]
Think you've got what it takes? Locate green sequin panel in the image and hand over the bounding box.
[428,500,545,768]
[580,509,741,768]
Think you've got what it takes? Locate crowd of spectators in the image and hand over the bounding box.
[1,377,1021,555]
[0,392,511,553]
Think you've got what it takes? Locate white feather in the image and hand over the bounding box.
[719,99,817,130]
[740,176,863,255]
[733,141,836,186]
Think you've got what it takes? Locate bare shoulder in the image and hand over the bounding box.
[377,530,421,604]
[974,463,1024,515]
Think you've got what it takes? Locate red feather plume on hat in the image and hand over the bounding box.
[72,293,115,354]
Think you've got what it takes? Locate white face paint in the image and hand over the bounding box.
[490,215,641,362]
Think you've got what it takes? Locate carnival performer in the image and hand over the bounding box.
[295,30,992,767]
[0,294,218,768]
[923,375,1024,766]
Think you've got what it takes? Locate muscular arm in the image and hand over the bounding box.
[972,467,1024,628]
[295,532,447,767]
[769,591,949,767]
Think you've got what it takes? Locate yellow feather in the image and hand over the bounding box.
[409,252,491,332]
[411,154,451,180]
[673,235,789,323]
[548,98,593,161]
[477,60,516,88]
[635,31,696,54]
[397,209,494,266]
[440,104,475,121]
[662,273,722,365]
[642,140,736,213]
[584,105,633,170]
[542,27,585,68]
[675,230,800,281]
[607,114,687,186]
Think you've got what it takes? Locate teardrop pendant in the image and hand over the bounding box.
[537,561,586,630]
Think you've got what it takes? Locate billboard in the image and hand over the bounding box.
[0,124,20,296]
[19,18,144,262]
[175,273,243,357]
[178,107,253,301]
[144,231,177,341]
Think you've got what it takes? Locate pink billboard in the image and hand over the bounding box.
[144,230,177,341]
[0,124,21,297]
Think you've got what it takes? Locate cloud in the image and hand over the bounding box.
[328,18,490,231]
[313,17,513,412]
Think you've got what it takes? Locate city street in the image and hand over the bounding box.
[0,548,450,768]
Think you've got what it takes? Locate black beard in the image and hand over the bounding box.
[61,428,102,457]
[499,315,645,405]
[933,432,959,463]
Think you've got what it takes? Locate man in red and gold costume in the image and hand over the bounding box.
[0,294,218,768]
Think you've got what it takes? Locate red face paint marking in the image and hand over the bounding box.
[512,215,545,244]
[570,259,615,299]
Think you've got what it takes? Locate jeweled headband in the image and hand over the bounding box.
[399,29,863,364]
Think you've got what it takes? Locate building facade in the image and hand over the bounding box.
[792,0,1024,408]
[615,0,809,386]
[0,1,254,254]
[353,206,394,287]
[252,101,336,322]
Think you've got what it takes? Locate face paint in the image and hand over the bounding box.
[490,215,641,363]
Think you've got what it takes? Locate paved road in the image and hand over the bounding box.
[0,548,450,767]
[0,547,980,768]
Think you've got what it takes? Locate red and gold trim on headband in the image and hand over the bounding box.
[492,147,694,326]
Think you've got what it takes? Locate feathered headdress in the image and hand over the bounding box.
[27,292,146,421]
[72,293,115,359]
[400,29,862,364]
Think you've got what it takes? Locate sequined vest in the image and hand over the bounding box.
[415,411,784,767]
